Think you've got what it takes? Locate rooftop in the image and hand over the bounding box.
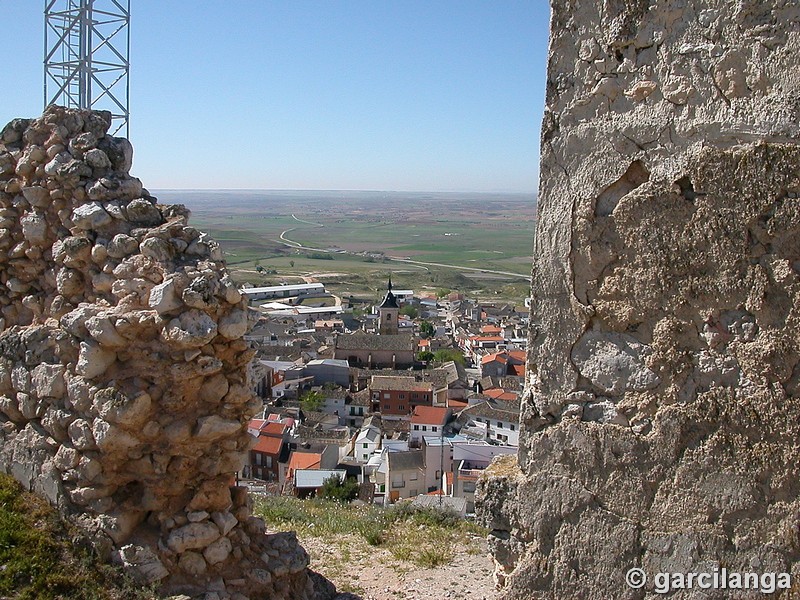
[334,331,415,352]
[371,375,433,392]
[287,451,322,474]
[459,399,521,424]
[294,469,346,489]
[411,405,450,425]
[252,435,283,455]
[387,449,425,471]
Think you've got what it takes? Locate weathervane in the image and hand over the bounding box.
[44,0,131,136]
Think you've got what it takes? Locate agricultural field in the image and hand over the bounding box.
[154,190,536,303]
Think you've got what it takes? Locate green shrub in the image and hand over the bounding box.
[318,476,360,503]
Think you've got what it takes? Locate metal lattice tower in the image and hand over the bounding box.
[44,0,130,136]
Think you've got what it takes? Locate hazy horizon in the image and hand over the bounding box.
[2,3,547,192]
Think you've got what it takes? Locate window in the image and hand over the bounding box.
[358,407,364,415]
[510,424,515,431]
[409,472,418,481]
[497,421,502,428]
[432,426,437,432]
[384,393,390,399]
[363,443,369,449]
[413,425,419,431]
[399,393,405,399]
[383,404,390,410]
[363,454,369,460]
[422,425,427,431]
[463,481,476,493]
[265,456,273,468]
[398,405,405,411]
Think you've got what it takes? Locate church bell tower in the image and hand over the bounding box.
[378,277,399,335]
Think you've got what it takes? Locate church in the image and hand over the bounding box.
[333,278,416,368]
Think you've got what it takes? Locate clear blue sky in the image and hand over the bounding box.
[1,1,549,192]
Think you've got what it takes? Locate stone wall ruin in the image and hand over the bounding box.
[0,106,334,600]
[478,1,800,599]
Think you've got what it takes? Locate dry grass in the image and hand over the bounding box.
[0,473,156,600]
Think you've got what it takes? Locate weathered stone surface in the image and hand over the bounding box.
[0,106,334,600]
[71,201,112,230]
[195,415,242,442]
[478,3,800,599]
[218,308,249,340]
[148,277,182,313]
[167,522,221,553]
[203,536,232,565]
[116,544,169,584]
[162,309,218,348]
[76,341,116,378]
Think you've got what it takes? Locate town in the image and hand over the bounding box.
[239,278,527,515]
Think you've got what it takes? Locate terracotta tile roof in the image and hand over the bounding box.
[508,350,526,362]
[252,435,283,455]
[260,422,288,436]
[480,325,502,334]
[509,364,526,377]
[287,452,322,477]
[447,399,468,409]
[481,352,507,365]
[484,389,519,401]
[249,418,289,437]
[411,406,449,425]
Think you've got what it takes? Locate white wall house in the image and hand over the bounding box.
[354,424,381,463]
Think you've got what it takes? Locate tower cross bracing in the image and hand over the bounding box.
[44,0,130,136]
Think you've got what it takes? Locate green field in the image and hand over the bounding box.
[155,190,535,303]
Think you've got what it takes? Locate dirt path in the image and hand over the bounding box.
[300,533,501,600]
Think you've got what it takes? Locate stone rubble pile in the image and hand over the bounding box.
[0,106,334,600]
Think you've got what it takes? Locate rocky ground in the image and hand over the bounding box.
[299,533,501,600]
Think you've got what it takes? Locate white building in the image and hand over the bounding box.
[241,283,325,302]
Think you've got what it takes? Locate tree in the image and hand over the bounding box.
[419,321,435,339]
[289,259,295,268]
[400,305,418,319]
[433,349,465,365]
[300,390,323,413]
[417,350,435,363]
[318,475,360,502]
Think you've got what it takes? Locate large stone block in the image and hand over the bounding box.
[478,2,800,599]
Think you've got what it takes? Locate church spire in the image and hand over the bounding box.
[379,277,399,309]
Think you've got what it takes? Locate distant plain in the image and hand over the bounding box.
[154,190,536,304]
